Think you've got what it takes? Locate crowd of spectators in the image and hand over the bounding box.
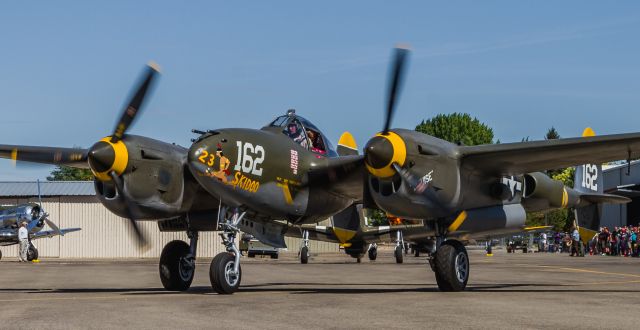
[536,226,639,257]
[590,226,639,257]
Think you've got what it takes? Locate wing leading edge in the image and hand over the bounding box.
[460,132,640,175]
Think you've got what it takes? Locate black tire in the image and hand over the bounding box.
[368,248,377,261]
[300,246,309,264]
[159,240,194,291]
[434,240,469,292]
[356,257,362,263]
[395,246,403,264]
[27,244,38,261]
[247,252,255,258]
[0,249,3,261]
[270,253,279,259]
[210,253,241,294]
[414,249,420,257]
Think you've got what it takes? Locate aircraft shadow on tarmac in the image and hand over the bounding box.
[2,282,640,295]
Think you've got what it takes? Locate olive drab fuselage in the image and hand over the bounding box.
[187,115,354,224]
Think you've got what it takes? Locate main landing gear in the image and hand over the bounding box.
[159,231,197,291]
[299,229,310,264]
[394,231,404,264]
[427,224,469,291]
[27,241,38,261]
[367,243,378,261]
[210,208,245,294]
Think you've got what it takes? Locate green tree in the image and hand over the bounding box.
[415,113,494,146]
[545,126,560,140]
[367,209,389,226]
[47,166,93,181]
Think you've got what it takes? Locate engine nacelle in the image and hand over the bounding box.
[94,135,189,220]
[522,172,579,212]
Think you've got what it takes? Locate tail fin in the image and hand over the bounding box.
[337,132,358,156]
[574,127,604,244]
[330,204,364,244]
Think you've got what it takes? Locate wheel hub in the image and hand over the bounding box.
[454,252,468,283]
[178,257,194,281]
[224,260,239,286]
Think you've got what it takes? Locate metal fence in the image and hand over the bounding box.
[0,196,338,259]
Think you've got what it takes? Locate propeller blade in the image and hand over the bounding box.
[108,171,149,250]
[44,217,63,237]
[0,145,89,168]
[111,62,161,143]
[383,45,411,135]
[390,163,447,213]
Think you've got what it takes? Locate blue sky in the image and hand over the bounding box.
[1,1,639,180]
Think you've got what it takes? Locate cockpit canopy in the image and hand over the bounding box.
[265,110,337,157]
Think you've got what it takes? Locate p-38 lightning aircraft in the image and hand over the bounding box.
[1,48,639,293]
[0,186,81,261]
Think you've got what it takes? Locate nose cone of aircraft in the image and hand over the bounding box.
[88,141,115,172]
[364,135,394,169]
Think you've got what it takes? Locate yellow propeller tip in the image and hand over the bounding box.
[147,61,162,73]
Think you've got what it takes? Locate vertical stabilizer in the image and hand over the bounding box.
[574,127,603,244]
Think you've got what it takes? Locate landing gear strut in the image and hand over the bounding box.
[299,229,310,264]
[159,231,197,291]
[367,243,378,261]
[210,208,245,294]
[394,231,404,264]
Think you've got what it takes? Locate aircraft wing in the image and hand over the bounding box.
[0,144,89,169]
[286,222,425,245]
[32,228,82,239]
[309,155,364,202]
[459,133,640,175]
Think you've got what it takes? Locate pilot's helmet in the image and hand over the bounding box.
[287,123,297,133]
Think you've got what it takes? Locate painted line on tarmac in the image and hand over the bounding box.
[515,264,640,279]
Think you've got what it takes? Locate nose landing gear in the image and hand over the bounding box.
[210,207,245,294]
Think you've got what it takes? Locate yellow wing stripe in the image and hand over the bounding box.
[561,188,569,208]
[447,211,468,232]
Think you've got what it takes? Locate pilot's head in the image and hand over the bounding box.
[287,123,297,134]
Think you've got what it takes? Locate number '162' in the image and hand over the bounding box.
[234,141,265,176]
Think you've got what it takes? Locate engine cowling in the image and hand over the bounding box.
[522,172,579,212]
[93,135,189,220]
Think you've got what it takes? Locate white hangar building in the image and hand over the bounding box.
[0,181,338,259]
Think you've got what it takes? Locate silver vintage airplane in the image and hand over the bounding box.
[0,192,81,261]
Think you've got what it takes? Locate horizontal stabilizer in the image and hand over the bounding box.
[580,193,630,205]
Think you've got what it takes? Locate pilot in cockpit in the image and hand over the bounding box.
[306,130,326,154]
[287,122,308,148]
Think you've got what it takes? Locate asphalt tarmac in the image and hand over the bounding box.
[1,249,639,329]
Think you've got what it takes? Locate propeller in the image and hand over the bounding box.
[34,180,65,237]
[111,62,161,143]
[382,45,411,135]
[364,46,411,179]
[43,216,63,237]
[109,171,149,250]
